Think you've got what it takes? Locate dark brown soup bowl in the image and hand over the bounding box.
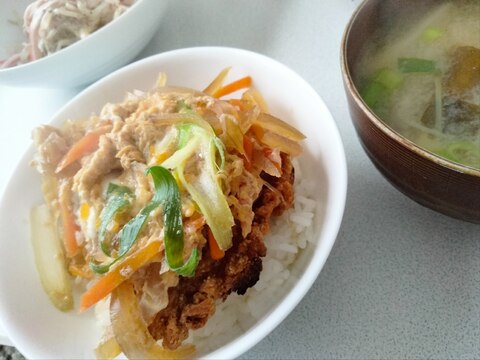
[341,0,480,223]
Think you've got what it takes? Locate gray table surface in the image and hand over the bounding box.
[1,1,479,359]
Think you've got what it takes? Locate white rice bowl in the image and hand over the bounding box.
[0,47,347,359]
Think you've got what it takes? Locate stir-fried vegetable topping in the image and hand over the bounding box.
[31,67,306,358]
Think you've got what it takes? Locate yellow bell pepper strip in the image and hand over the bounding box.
[203,67,231,95]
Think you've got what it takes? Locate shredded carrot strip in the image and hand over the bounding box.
[79,241,161,312]
[213,76,252,98]
[56,125,111,173]
[250,124,265,140]
[60,200,80,258]
[242,135,254,171]
[208,227,225,260]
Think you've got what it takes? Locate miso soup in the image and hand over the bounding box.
[356,0,480,169]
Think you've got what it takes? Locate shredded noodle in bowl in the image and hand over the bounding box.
[1,0,134,69]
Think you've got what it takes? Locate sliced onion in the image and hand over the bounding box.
[242,89,269,112]
[176,130,234,251]
[246,139,282,176]
[203,67,231,95]
[95,334,122,360]
[225,115,245,155]
[110,281,195,359]
[154,86,203,97]
[30,204,73,311]
[262,157,282,177]
[262,179,285,204]
[155,73,167,88]
[237,106,259,134]
[259,130,303,157]
[150,113,215,134]
[253,113,306,141]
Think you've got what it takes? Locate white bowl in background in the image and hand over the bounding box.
[0,47,347,359]
[0,0,166,88]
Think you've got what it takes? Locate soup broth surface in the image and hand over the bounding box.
[356,0,480,169]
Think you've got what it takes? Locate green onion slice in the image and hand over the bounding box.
[421,27,444,43]
[98,183,134,256]
[374,68,404,90]
[90,166,199,277]
[147,166,199,275]
[398,58,436,73]
[173,125,234,251]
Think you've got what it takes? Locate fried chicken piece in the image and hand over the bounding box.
[148,154,295,350]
